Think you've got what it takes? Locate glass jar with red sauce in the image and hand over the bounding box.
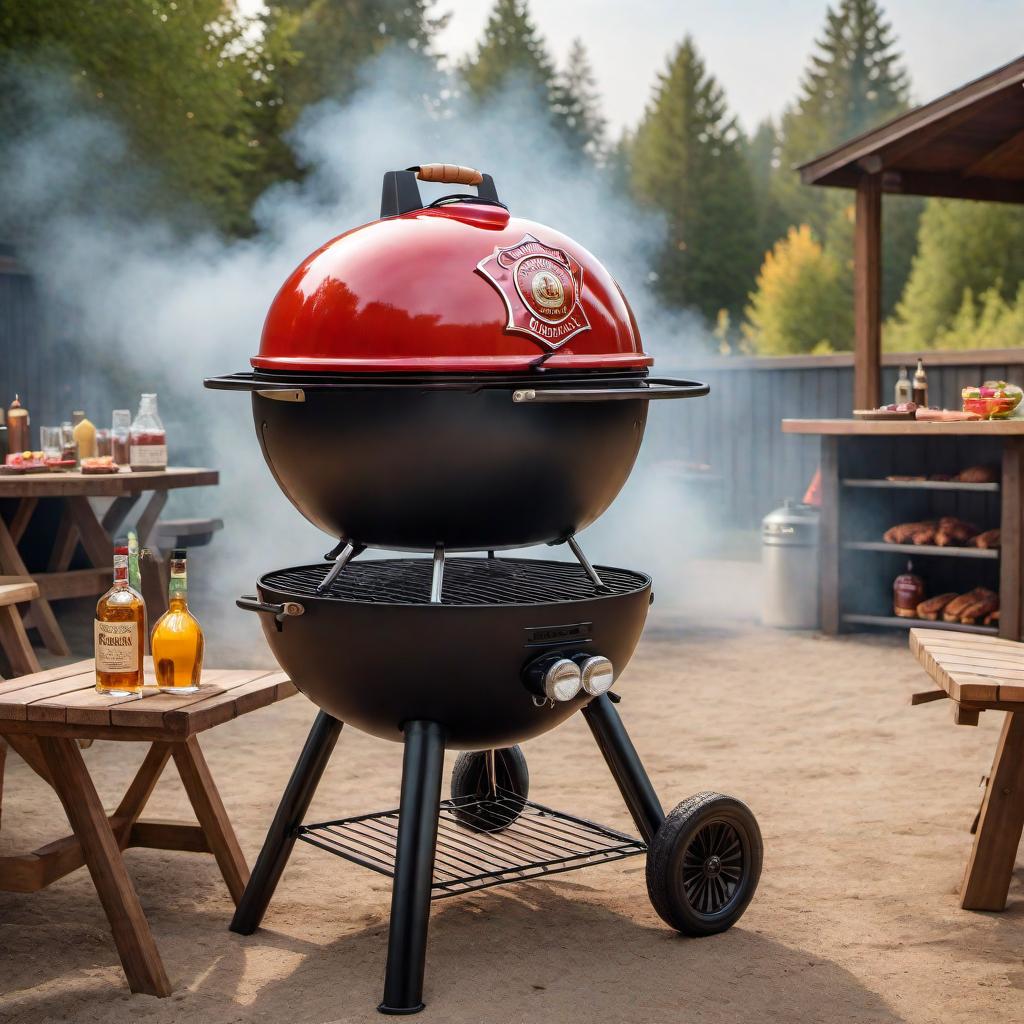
[129,393,167,472]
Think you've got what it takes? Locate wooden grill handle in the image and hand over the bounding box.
[410,163,483,186]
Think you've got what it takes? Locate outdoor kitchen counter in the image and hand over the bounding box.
[780,418,1024,641]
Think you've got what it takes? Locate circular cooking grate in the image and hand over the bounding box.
[260,557,649,607]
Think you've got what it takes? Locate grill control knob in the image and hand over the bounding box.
[524,655,582,703]
[572,654,615,696]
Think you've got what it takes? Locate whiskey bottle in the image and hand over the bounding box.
[95,546,145,696]
[151,549,204,693]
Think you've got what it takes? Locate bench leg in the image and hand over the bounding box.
[0,605,42,676]
[37,736,172,997]
[172,736,249,905]
[961,712,1024,911]
[0,738,5,832]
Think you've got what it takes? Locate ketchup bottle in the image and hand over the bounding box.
[129,393,167,472]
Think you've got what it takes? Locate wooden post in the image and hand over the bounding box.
[1000,438,1023,641]
[819,436,840,634]
[854,175,882,410]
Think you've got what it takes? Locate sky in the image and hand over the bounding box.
[430,0,1024,135]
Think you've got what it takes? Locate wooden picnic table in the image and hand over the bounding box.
[0,467,218,657]
[909,627,1024,911]
[0,658,295,996]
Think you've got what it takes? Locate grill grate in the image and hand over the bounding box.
[297,790,646,899]
[262,557,649,606]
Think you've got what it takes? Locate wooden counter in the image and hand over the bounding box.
[781,419,1023,641]
[783,418,1024,436]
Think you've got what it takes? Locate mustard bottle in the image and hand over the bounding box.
[72,411,97,459]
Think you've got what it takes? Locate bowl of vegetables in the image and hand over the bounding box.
[962,381,1023,420]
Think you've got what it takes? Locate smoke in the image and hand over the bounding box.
[0,50,733,664]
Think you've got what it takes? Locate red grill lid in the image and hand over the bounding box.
[255,177,651,375]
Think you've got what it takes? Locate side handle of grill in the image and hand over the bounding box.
[237,595,304,631]
[512,378,710,404]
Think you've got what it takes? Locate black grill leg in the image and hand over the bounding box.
[230,710,343,935]
[582,694,665,844]
[378,720,445,1015]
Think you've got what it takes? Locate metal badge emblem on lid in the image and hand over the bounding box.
[476,234,591,350]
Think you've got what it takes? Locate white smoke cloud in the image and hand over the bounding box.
[0,51,722,663]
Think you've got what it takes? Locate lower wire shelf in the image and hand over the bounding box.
[296,788,647,900]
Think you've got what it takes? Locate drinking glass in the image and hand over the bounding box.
[40,426,62,459]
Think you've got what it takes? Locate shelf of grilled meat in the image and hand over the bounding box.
[841,478,999,492]
[843,540,999,559]
[841,613,998,636]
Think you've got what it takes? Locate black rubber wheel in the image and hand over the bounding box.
[646,791,762,937]
[450,746,529,833]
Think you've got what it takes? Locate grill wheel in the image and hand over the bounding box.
[645,791,762,936]
[450,746,530,833]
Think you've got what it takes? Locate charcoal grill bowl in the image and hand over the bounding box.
[250,558,652,749]
[251,381,648,551]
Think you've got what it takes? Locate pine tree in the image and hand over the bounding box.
[0,1,264,233]
[551,38,606,160]
[461,0,556,106]
[744,119,789,266]
[775,0,910,236]
[888,200,1024,348]
[250,0,445,197]
[629,36,757,322]
[743,225,852,354]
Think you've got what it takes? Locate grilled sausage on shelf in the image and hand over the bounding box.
[884,521,932,544]
[955,465,998,483]
[959,592,999,625]
[915,593,957,621]
[968,528,1000,549]
[942,588,989,622]
[934,516,979,546]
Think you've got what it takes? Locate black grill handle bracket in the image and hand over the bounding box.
[237,595,305,630]
[380,167,500,218]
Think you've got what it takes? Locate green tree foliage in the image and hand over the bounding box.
[253,1,445,194]
[764,0,919,327]
[743,225,852,354]
[461,0,555,105]
[551,37,605,161]
[775,0,910,235]
[928,283,1024,350]
[744,118,789,266]
[888,199,1024,348]
[0,0,265,233]
[629,36,757,322]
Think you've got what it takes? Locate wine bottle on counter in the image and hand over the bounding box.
[7,395,29,454]
[913,358,928,407]
[894,366,911,405]
[894,561,925,619]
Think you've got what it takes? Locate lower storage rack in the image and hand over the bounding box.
[296,789,647,899]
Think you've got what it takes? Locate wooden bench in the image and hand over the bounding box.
[0,659,295,996]
[0,576,42,677]
[909,628,1024,911]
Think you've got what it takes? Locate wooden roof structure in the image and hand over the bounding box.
[799,56,1024,408]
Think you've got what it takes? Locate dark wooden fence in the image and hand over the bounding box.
[4,256,1023,531]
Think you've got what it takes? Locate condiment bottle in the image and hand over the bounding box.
[60,421,77,463]
[893,561,924,619]
[112,409,131,465]
[129,393,167,471]
[7,395,29,454]
[912,358,928,407]
[894,366,911,405]
[0,408,7,463]
[72,411,97,459]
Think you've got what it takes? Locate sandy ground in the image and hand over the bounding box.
[1,607,1022,1023]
